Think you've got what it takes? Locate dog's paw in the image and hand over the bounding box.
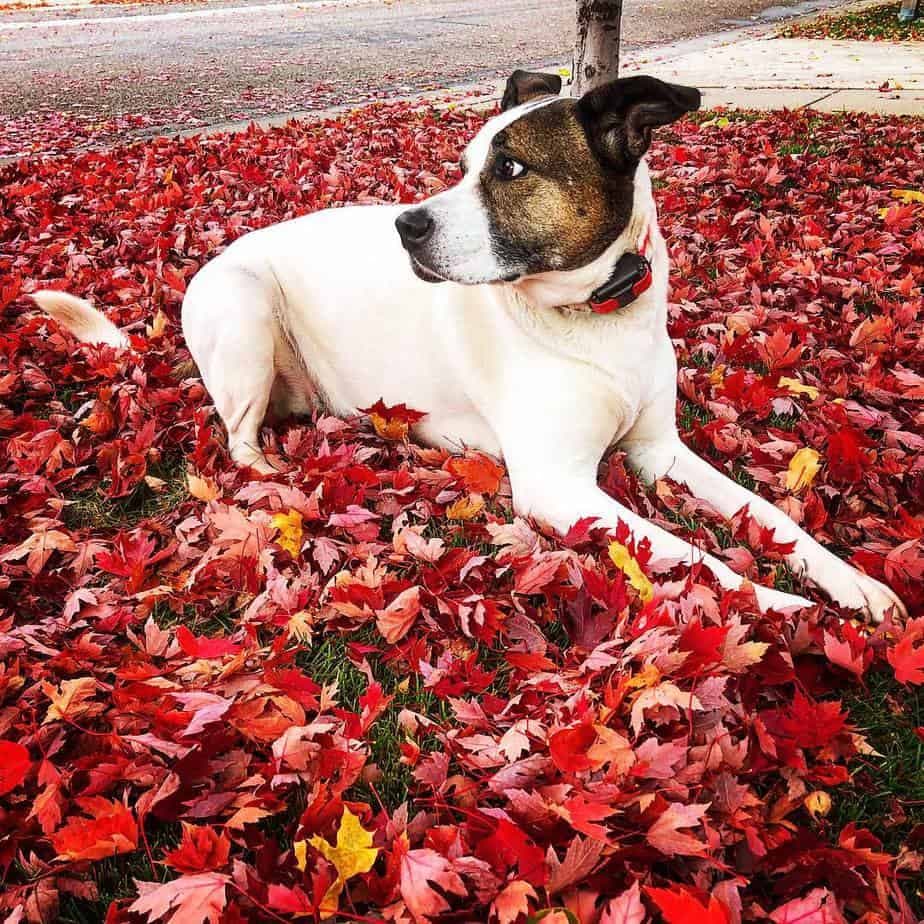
[230,444,282,477]
[824,566,907,624]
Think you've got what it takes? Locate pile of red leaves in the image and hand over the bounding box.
[1,104,923,923]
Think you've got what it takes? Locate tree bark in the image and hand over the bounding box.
[572,0,624,97]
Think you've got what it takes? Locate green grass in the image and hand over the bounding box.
[64,452,187,531]
[150,599,241,637]
[298,632,452,810]
[687,350,715,370]
[678,398,714,431]
[780,2,924,41]
[731,464,757,492]
[767,410,800,431]
[838,674,924,846]
[778,139,832,157]
[839,673,924,915]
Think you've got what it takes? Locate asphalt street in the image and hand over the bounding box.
[2,0,839,130]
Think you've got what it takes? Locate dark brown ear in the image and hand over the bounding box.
[501,69,563,111]
[577,75,701,163]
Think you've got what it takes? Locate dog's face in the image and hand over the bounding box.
[395,72,700,285]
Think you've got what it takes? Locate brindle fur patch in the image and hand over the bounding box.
[479,98,635,275]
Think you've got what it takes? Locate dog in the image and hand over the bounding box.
[33,71,907,622]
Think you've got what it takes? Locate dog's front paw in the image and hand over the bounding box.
[827,567,906,624]
[808,555,906,623]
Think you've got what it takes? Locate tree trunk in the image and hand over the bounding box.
[572,0,623,97]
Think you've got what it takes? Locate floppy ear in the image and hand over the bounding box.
[577,75,701,163]
[501,69,563,111]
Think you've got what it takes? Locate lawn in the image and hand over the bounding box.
[0,103,922,922]
[779,2,924,41]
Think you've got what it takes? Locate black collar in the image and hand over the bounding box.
[588,224,654,314]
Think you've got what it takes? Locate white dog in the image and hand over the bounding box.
[34,72,906,621]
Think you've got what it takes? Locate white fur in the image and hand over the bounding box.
[31,291,128,349]
[33,105,907,624]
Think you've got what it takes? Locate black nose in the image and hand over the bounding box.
[395,208,434,248]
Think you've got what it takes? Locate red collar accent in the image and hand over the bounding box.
[588,224,655,315]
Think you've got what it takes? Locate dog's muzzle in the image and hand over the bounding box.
[395,208,434,250]
[395,207,447,282]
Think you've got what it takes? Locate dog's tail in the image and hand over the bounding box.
[31,290,129,349]
[31,290,201,379]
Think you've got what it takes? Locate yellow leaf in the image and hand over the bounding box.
[296,807,378,918]
[608,542,653,603]
[43,677,98,725]
[804,790,832,819]
[627,663,661,689]
[286,610,314,643]
[785,447,822,493]
[446,494,484,520]
[187,472,219,501]
[146,309,168,339]
[557,67,571,78]
[891,188,924,205]
[309,806,378,880]
[272,509,304,557]
[778,376,819,400]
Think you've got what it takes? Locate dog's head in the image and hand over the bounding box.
[395,71,700,285]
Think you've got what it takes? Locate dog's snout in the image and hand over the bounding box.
[395,209,434,248]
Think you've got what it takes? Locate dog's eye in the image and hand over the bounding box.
[494,156,527,180]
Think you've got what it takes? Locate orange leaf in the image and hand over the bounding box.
[51,797,138,861]
[164,823,230,873]
[361,400,426,441]
[446,453,505,494]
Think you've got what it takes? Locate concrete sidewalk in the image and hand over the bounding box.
[624,34,924,115]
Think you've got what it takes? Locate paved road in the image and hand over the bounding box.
[1,0,837,130]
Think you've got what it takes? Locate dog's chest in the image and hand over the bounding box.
[414,283,670,455]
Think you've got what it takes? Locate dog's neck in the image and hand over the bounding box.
[509,161,659,313]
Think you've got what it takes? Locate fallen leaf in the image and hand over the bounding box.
[785,447,822,493]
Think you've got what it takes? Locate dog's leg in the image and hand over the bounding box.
[506,451,811,614]
[182,269,279,475]
[623,436,907,622]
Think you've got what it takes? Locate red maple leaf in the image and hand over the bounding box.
[0,741,31,796]
[777,691,848,750]
[887,617,924,685]
[645,885,731,924]
[549,722,597,773]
